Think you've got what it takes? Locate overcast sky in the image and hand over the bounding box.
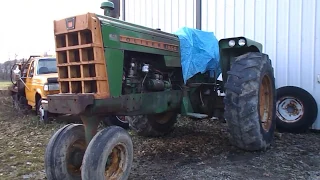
[0,0,105,62]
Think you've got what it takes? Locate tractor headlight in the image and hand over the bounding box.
[44,83,59,91]
[228,40,236,47]
[238,38,246,46]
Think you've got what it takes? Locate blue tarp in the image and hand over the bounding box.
[173,27,221,84]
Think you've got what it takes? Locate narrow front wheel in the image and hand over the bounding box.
[81,126,133,180]
[44,124,86,180]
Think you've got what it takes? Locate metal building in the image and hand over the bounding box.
[121,0,320,129]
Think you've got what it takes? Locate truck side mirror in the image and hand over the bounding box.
[13,66,21,76]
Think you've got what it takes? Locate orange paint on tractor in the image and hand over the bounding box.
[119,35,179,52]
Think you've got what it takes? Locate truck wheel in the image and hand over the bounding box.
[129,111,178,137]
[81,126,133,180]
[37,99,49,124]
[45,124,86,180]
[276,86,318,133]
[224,52,276,151]
[102,116,130,129]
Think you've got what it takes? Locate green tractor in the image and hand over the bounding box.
[44,1,276,179]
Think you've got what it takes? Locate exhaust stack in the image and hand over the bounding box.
[101,0,120,19]
[100,1,114,17]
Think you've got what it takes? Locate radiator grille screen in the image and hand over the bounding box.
[53,13,110,99]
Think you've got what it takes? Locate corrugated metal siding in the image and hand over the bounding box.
[124,0,320,129]
[313,0,320,129]
[202,0,320,129]
[124,0,197,32]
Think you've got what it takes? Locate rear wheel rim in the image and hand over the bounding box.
[116,116,128,123]
[153,112,174,124]
[259,74,274,131]
[276,96,304,123]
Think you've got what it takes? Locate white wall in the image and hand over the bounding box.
[124,0,320,129]
[124,0,197,32]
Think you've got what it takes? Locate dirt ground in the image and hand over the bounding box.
[1,94,320,180]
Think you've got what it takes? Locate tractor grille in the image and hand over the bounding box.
[53,13,110,99]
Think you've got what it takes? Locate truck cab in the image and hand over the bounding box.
[9,56,59,122]
[24,57,59,106]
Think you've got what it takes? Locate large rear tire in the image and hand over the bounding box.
[223,52,276,151]
[102,116,130,129]
[129,111,178,137]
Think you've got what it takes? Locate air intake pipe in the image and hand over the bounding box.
[101,0,120,19]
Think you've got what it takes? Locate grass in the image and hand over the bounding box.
[0,96,103,179]
[0,81,11,90]
[0,96,64,180]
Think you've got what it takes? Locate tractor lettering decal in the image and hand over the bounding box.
[119,35,179,52]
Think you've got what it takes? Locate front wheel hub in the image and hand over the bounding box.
[105,144,126,178]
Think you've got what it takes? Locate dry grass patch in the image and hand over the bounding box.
[0,81,11,90]
[0,96,64,180]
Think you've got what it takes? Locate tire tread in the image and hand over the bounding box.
[224,52,276,151]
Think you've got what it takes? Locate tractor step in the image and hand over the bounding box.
[186,113,208,119]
